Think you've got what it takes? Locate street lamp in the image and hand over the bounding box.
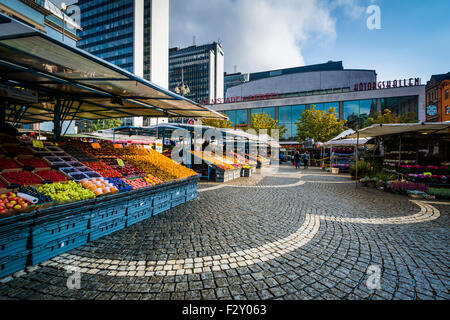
[61,2,77,43]
[174,62,190,96]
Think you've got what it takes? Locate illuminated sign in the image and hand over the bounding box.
[201,93,279,105]
[354,78,421,91]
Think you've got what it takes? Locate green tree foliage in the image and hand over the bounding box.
[82,119,122,133]
[199,115,233,128]
[248,113,287,137]
[295,107,346,143]
[363,109,417,128]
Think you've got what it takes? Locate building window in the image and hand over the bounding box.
[235,109,248,125]
[446,90,449,100]
[446,106,450,115]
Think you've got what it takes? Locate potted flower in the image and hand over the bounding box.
[376,180,385,190]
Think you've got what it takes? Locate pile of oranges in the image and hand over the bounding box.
[80,178,119,196]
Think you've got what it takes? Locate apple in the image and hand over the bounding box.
[13,205,22,210]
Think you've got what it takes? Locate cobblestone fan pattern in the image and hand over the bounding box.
[0,167,448,300]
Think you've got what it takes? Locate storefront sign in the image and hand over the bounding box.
[354,78,421,91]
[200,93,279,105]
[426,105,439,121]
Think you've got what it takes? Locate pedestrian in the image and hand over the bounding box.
[293,150,301,169]
[304,151,310,169]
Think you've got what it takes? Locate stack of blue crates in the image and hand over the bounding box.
[89,199,127,242]
[153,189,172,216]
[170,185,187,208]
[126,194,154,227]
[186,182,198,202]
[30,210,90,265]
[0,219,31,278]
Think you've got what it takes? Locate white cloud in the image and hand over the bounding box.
[170,0,340,73]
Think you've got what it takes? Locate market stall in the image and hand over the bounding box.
[0,15,227,278]
[342,122,450,197]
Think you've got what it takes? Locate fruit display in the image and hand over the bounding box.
[83,161,122,178]
[35,170,68,182]
[0,179,6,189]
[0,192,31,214]
[122,178,152,190]
[18,186,53,204]
[60,145,97,162]
[3,145,33,156]
[18,157,50,169]
[105,177,133,193]
[190,151,235,170]
[37,181,96,202]
[143,174,163,186]
[1,171,42,185]
[112,145,197,181]
[99,157,146,178]
[79,178,119,196]
[0,158,21,170]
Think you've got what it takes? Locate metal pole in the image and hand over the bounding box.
[53,98,62,141]
[356,131,359,189]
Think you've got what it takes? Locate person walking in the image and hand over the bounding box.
[304,151,310,169]
[293,151,301,169]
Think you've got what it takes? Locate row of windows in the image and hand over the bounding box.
[78,27,134,47]
[79,16,134,38]
[222,96,418,140]
[79,2,133,20]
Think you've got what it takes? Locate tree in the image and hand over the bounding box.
[248,113,287,137]
[83,119,122,133]
[199,115,233,128]
[295,107,346,143]
[363,109,417,128]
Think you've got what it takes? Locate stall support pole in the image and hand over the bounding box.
[53,98,62,141]
[398,135,402,180]
[0,99,6,126]
[355,131,359,189]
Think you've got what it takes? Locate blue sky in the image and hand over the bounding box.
[170,0,450,82]
[302,0,450,81]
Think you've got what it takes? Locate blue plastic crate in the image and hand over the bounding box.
[153,200,171,216]
[127,195,154,215]
[126,209,152,227]
[186,190,198,202]
[186,182,198,192]
[0,250,29,278]
[30,231,88,266]
[30,212,90,249]
[90,201,127,228]
[171,195,186,208]
[170,186,187,200]
[0,226,31,259]
[89,217,126,242]
[153,189,171,205]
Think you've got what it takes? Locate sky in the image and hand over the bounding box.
[169,0,450,82]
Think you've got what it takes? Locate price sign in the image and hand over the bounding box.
[91,143,101,149]
[117,159,125,166]
[113,144,123,149]
[155,139,163,153]
[143,145,152,150]
[32,140,44,149]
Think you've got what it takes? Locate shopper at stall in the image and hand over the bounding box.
[293,151,301,169]
[304,151,310,169]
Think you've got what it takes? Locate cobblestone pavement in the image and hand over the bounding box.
[0,165,449,300]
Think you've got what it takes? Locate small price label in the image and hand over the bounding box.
[143,145,152,150]
[32,140,44,148]
[91,143,101,149]
[117,159,125,166]
[113,144,123,149]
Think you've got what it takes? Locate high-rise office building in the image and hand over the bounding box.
[76,0,169,127]
[169,42,224,105]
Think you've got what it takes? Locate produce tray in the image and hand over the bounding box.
[30,231,88,266]
[0,250,29,278]
[89,217,126,242]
